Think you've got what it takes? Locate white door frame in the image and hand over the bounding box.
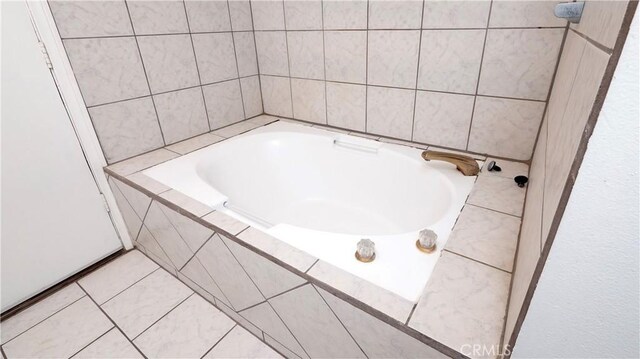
[24,0,133,250]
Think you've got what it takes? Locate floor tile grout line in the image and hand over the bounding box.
[76,283,148,359]
[199,324,237,359]
[311,284,369,358]
[0,294,87,348]
[443,249,512,274]
[66,324,116,358]
[130,292,196,342]
[98,267,161,308]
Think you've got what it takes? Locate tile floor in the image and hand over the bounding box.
[0,250,282,359]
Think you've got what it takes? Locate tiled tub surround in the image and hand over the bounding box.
[50,0,263,163]
[142,121,478,301]
[503,0,634,352]
[252,0,566,160]
[104,115,528,358]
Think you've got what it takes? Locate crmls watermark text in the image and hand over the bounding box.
[460,344,512,357]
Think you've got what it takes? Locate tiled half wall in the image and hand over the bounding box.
[50,0,263,163]
[252,0,567,160]
[504,0,631,349]
[106,175,450,358]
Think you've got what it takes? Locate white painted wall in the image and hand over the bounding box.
[513,11,639,358]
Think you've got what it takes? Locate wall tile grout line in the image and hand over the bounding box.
[247,0,265,115]
[122,0,167,146]
[176,233,216,273]
[257,73,547,104]
[66,323,117,358]
[226,0,248,122]
[130,292,195,342]
[320,0,329,125]
[409,0,427,142]
[464,0,494,151]
[310,284,370,358]
[250,25,568,33]
[76,282,148,359]
[364,0,370,132]
[181,0,213,133]
[0,295,88,348]
[98,268,161,307]
[192,247,237,311]
[281,0,295,119]
[199,324,237,359]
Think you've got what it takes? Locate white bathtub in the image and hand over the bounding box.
[144,122,477,301]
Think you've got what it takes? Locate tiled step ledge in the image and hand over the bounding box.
[105,115,529,359]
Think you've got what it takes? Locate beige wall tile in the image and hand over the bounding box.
[468,96,545,160]
[324,31,367,84]
[287,31,325,80]
[89,97,164,163]
[240,76,264,118]
[192,33,238,84]
[137,34,200,94]
[234,32,259,77]
[229,0,254,31]
[64,37,149,107]
[284,0,323,30]
[322,0,368,30]
[409,252,511,353]
[366,86,415,140]
[422,1,491,29]
[50,1,133,38]
[251,0,286,30]
[153,87,209,144]
[543,42,610,239]
[368,0,423,29]
[413,91,474,148]
[127,0,189,35]
[479,28,564,101]
[326,82,366,131]
[184,0,231,33]
[202,80,245,129]
[260,75,293,118]
[291,78,326,124]
[367,30,420,88]
[490,1,567,28]
[445,205,521,272]
[255,31,290,76]
[417,29,485,94]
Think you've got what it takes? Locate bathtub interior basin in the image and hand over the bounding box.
[144,122,479,301]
